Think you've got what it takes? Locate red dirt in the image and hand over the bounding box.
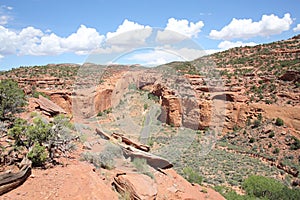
[1,152,118,200]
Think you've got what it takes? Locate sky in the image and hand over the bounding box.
[0,0,300,70]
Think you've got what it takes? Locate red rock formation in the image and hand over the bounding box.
[34,95,66,116]
[113,173,157,200]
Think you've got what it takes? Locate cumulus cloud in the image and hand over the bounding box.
[293,24,300,32]
[164,18,204,38]
[0,25,105,57]
[61,25,105,54]
[0,19,153,59]
[209,13,293,40]
[218,41,257,50]
[106,19,152,47]
[156,18,204,43]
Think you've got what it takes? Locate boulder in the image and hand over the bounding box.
[113,173,157,200]
[34,95,66,116]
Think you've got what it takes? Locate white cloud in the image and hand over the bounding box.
[209,13,293,40]
[0,15,10,25]
[107,19,151,39]
[6,6,13,11]
[293,24,300,32]
[61,25,105,54]
[218,41,257,50]
[0,25,105,57]
[106,19,152,47]
[165,18,204,38]
[156,18,204,43]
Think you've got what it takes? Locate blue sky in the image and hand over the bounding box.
[0,0,300,70]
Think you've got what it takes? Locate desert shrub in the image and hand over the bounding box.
[182,166,202,185]
[8,118,27,146]
[273,147,280,154]
[243,175,283,199]
[252,120,261,128]
[275,118,284,126]
[132,158,153,178]
[143,103,148,110]
[147,93,159,102]
[268,131,275,138]
[97,108,112,117]
[243,175,300,200]
[32,91,50,99]
[214,186,256,200]
[25,117,52,147]
[27,143,48,166]
[51,114,74,140]
[265,99,273,104]
[249,138,255,143]
[81,143,122,170]
[0,79,26,120]
[8,115,75,166]
[290,136,300,150]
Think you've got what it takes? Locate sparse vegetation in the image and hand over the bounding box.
[81,143,122,170]
[275,117,284,126]
[7,114,76,166]
[182,166,203,185]
[0,79,26,120]
[132,158,154,179]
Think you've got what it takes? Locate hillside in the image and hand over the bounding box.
[0,34,300,199]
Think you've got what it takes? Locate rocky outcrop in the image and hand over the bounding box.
[94,88,113,113]
[113,173,157,200]
[155,168,226,200]
[122,146,173,169]
[34,95,67,116]
[40,90,72,114]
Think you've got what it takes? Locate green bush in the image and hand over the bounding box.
[243,175,283,199]
[249,138,255,143]
[27,143,48,166]
[25,117,52,147]
[8,118,27,146]
[214,186,256,200]
[32,91,50,99]
[243,175,300,200]
[147,93,159,102]
[275,118,284,126]
[273,147,280,154]
[8,114,75,166]
[97,108,112,117]
[182,166,203,185]
[290,136,300,150]
[0,79,26,120]
[268,131,275,138]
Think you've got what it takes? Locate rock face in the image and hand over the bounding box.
[94,88,113,113]
[113,169,226,200]
[34,95,66,116]
[113,173,157,200]
[155,169,226,200]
